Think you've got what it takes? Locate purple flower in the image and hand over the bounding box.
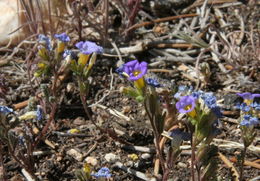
[54,33,70,42]
[176,96,196,114]
[237,92,260,100]
[92,167,111,178]
[75,41,103,55]
[0,106,13,114]
[123,60,147,81]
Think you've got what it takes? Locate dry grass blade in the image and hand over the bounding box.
[218,152,239,181]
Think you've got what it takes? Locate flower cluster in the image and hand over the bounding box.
[54,33,70,42]
[75,41,103,55]
[91,167,111,178]
[240,114,259,126]
[38,34,52,51]
[236,92,260,127]
[175,88,221,118]
[145,78,161,88]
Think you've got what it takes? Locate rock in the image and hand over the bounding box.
[141,153,152,160]
[122,106,131,113]
[85,156,98,166]
[177,162,187,168]
[73,117,85,126]
[66,149,83,161]
[104,153,120,163]
[0,0,71,46]
[125,161,134,167]
[134,160,141,168]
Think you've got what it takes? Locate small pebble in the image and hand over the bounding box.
[125,161,134,167]
[122,106,131,113]
[177,162,187,168]
[66,149,83,161]
[134,160,141,168]
[85,156,98,166]
[73,117,85,125]
[141,153,151,160]
[104,153,120,163]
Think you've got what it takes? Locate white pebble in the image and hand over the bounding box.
[85,156,98,166]
[66,149,83,161]
[104,153,120,163]
[141,153,151,160]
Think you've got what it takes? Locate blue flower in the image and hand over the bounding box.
[201,93,216,108]
[251,102,260,111]
[174,86,193,99]
[240,103,250,112]
[115,66,124,77]
[145,78,161,87]
[38,34,52,51]
[92,167,111,178]
[191,91,203,99]
[75,41,103,55]
[36,106,43,121]
[54,33,70,42]
[0,106,13,114]
[240,114,259,126]
[63,50,77,59]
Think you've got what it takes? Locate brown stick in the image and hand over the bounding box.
[125,14,198,33]
[218,152,239,181]
[13,100,29,110]
[230,157,260,170]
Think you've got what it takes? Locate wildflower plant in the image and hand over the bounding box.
[120,63,222,180]
[235,92,260,180]
[119,60,184,180]
[32,33,71,146]
[69,41,103,128]
[75,162,92,181]
[0,106,36,178]
[175,89,221,181]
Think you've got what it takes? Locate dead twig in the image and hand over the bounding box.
[125,14,198,33]
[218,152,239,181]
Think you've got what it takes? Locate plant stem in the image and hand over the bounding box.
[78,79,102,131]
[191,136,196,181]
[0,143,7,181]
[239,145,247,181]
[33,103,57,147]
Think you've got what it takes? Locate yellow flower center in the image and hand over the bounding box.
[185,105,196,118]
[244,99,253,106]
[133,71,140,77]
